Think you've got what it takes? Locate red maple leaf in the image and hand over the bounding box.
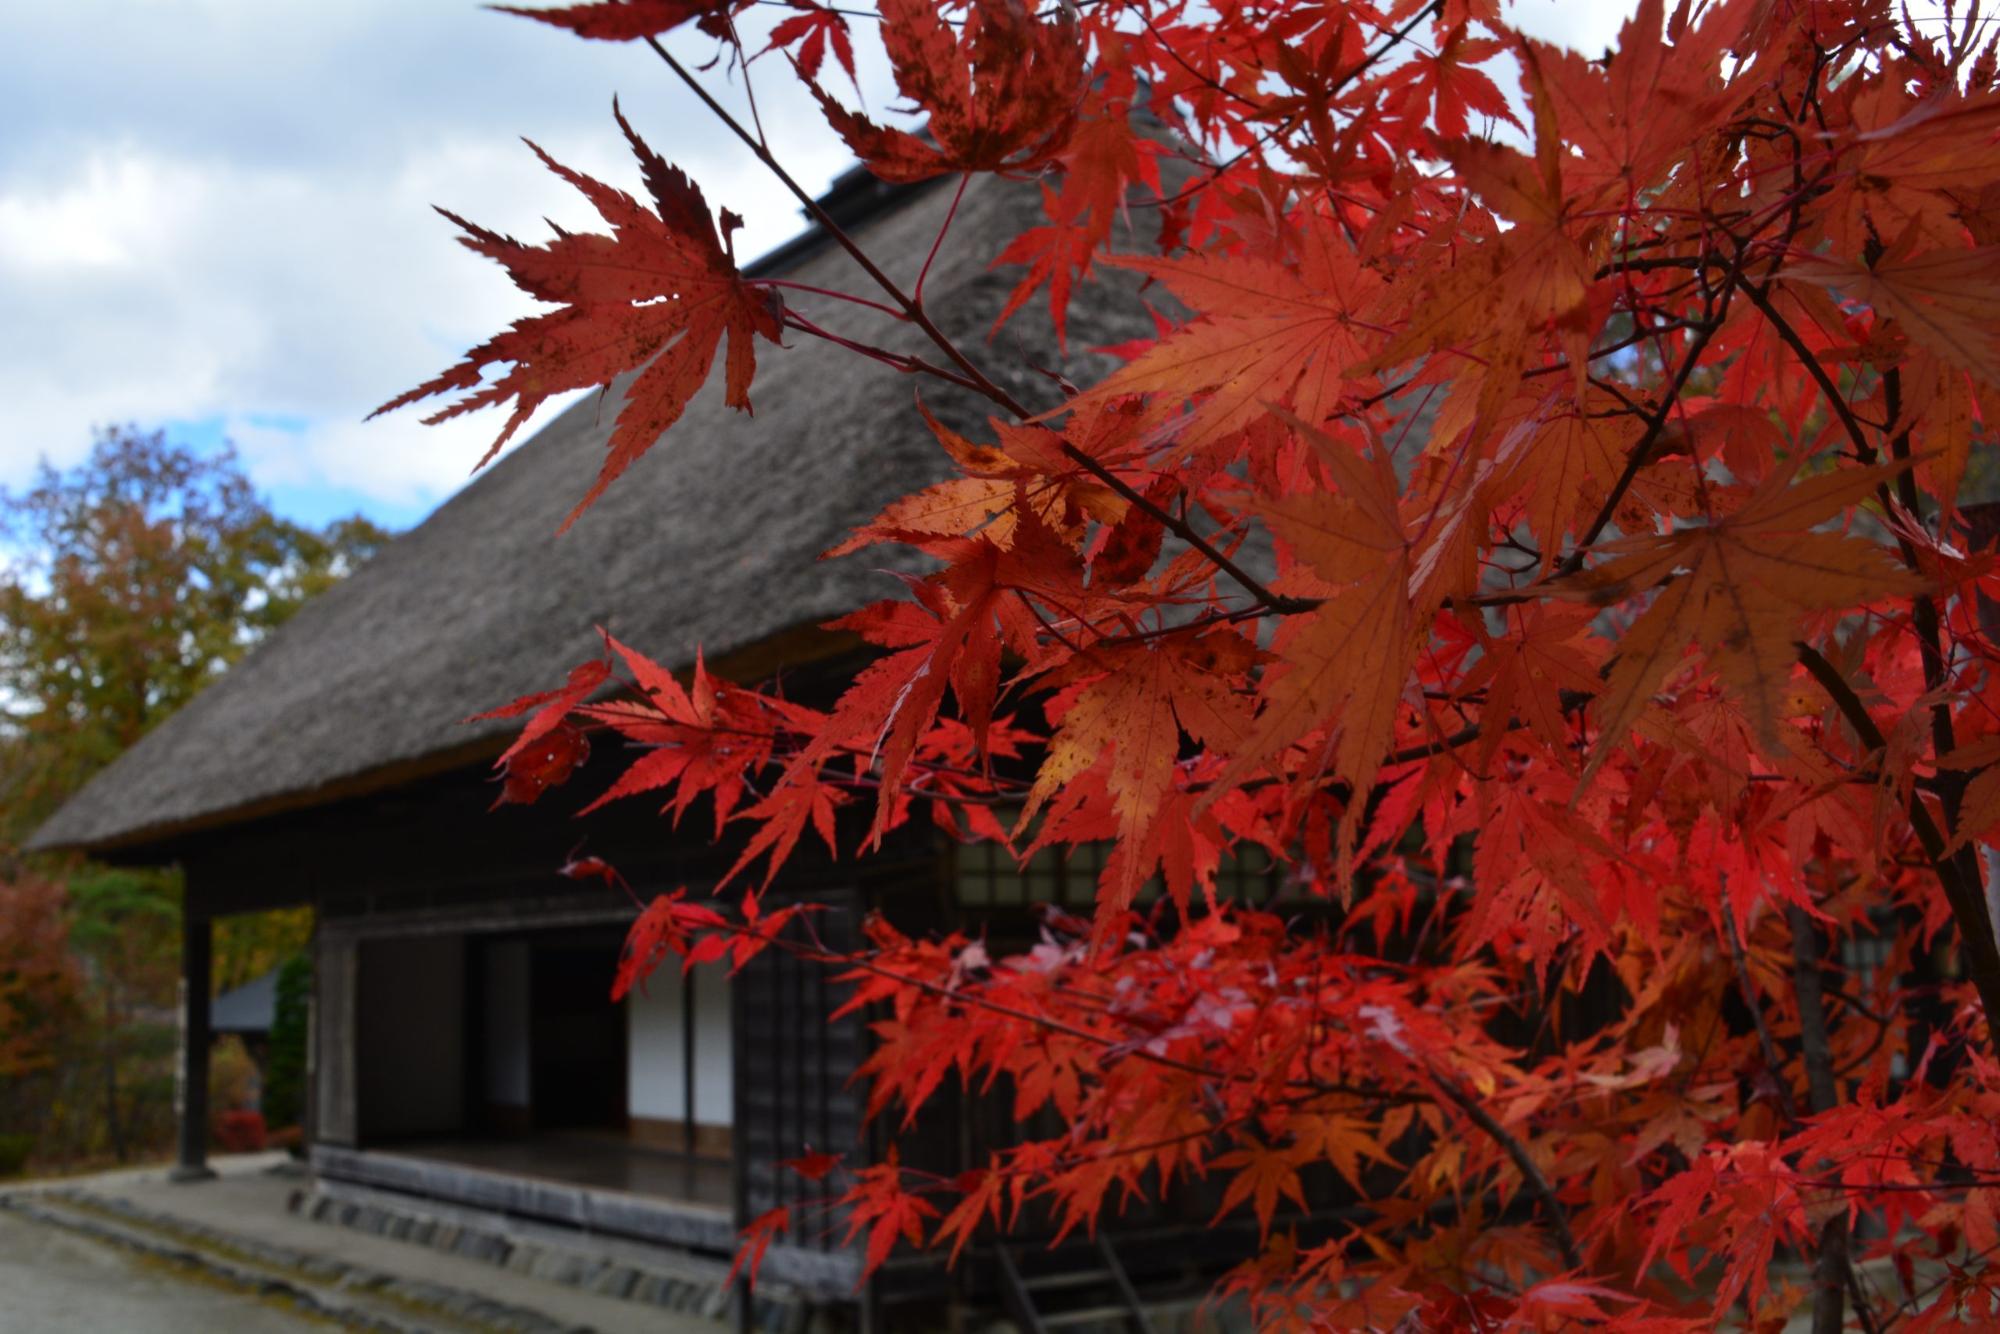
[726,1205,789,1290]
[811,0,1086,183]
[841,1155,941,1276]
[371,102,784,530]
[782,1149,842,1182]
[472,658,611,805]
[760,2,856,88]
[611,889,727,1001]
[490,0,739,42]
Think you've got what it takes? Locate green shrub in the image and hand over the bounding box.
[262,951,310,1137]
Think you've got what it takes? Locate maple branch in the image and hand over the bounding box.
[1724,912,1799,1122]
[1879,367,1986,985]
[648,35,1309,621]
[1422,1063,1582,1272]
[722,12,770,150]
[1137,0,1443,212]
[752,279,907,320]
[1561,273,1737,571]
[581,704,1036,797]
[1734,278,1875,464]
[644,35,1039,414]
[1747,148,1988,925]
[1794,641,2000,1052]
[779,308,992,396]
[805,932,1427,1108]
[1066,449,1316,616]
[1138,10,1268,114]
[1738,285,1977,907]
[1566,154,1825,569]
[1520,317,1707,384]
[1592,255,1720,279]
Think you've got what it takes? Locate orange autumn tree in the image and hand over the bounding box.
[379,0,2000,1326]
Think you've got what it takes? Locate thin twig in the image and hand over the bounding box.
[645,34,1308,618]
[915,174,970,307]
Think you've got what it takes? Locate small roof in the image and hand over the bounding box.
[211,968,278,1034]
[32,170,1149,854]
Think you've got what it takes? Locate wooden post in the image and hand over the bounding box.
[314,934,359,1147]
[731,957,752,1334]
[169,913,216,1182]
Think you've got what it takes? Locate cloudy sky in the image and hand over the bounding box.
[0,1,1639,531]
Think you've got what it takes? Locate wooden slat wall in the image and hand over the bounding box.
[731,886,866,1244]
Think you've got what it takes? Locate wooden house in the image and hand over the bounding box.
[30,167,1261,1329]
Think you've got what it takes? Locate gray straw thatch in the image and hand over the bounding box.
[31,169,1154,853]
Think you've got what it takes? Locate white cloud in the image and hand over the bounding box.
[1,137,585,506]
[0,0,1667,525]
[0,1,867,520]
[1508,0,1638,54]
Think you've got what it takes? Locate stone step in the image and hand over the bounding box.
[11,1187,592,1334]
[288,1181,815,1332]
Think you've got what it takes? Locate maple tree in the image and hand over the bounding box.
[0,861,81,1097]
[383,0,2000,1326]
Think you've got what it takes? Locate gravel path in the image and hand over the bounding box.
[0,1207,325,1333]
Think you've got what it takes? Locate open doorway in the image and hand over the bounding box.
[356,933,466,1141]
[530,932,628,1130]
[352,922,728,1208]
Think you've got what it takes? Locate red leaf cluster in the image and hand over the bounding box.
[811,0,1086,183]
[390,0,2000,1324]
[370,104,782,530]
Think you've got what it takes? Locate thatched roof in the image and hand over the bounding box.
[32,169,1153,854]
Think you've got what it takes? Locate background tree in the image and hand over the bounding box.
[0,425,387,1170]
[0,858,82,1175]
[0,425,388,838]
[388,0,2000,1327]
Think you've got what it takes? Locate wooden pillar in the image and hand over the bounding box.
[314,934,359,1147]
[169,913,216,1182]
[730,959,752,1334]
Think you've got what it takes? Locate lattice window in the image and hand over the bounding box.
[950,823,1279,911]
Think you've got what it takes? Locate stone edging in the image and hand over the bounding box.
[0,1190,411,1331]
[1,1187,590,1333]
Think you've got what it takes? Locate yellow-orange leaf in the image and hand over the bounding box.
[1023,632,1256,918]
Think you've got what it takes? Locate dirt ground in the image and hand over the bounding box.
[0,1206,324,1333]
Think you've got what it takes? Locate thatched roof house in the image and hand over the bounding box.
[34,168,1101,856]
[28,166,1187,1327]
